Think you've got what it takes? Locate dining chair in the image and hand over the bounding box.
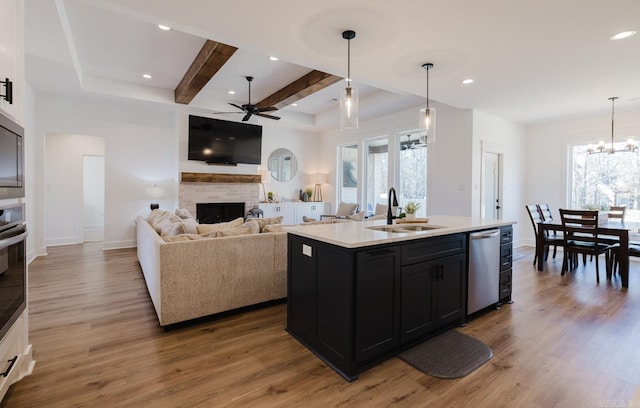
[526,204,564,266]
[608,205,626,222]
[536,204,564,259]
[559,209,613,283]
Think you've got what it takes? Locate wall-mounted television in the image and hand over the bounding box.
[188,115,262,165]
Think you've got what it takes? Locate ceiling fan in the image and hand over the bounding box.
[223,76,280,122]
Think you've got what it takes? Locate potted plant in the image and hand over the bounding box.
[305,188,313,202]
[404,201,421,219]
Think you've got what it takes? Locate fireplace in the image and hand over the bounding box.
[196,202,245,224]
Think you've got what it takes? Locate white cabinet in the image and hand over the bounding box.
[0,0,23,122]
[295,202,330,223]
[0,314,33,402]
[258,202,331,225]
[258,203,297,225]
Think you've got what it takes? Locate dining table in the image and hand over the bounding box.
[537,220,640,288]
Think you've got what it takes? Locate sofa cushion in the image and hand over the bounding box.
[254,216,284,232]
[163,219,198,236]
[196,217,244,234]
[302,216,317,222]
[215,219,260,237]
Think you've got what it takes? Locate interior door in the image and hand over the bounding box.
[483,152,502,219]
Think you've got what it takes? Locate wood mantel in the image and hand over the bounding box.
[181,172,261,184]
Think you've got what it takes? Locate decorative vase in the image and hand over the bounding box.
[406,213,416,220]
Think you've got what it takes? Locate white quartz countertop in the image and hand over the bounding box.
[283,215,516,248]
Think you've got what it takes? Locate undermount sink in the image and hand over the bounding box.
[367,224,444,233]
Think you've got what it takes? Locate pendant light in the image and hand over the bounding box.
[340,30,358,130]
[419,63,436,143]
[587,97,637,154]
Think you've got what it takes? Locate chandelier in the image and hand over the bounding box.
[587,97,637,154]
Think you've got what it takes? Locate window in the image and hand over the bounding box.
[571,142,640,221]
[398,132,427,217]
[365,138,388,216]
[338,144,358,204]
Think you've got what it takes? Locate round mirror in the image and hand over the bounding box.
[268,148,298,182]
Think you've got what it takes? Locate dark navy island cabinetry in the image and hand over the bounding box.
[286,233,467,381]
[499,226,514,303]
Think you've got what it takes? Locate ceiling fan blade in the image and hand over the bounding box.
[255,112,281,120]
[229,103,246,111]
[242,112,252,122]
[256,106,277,112]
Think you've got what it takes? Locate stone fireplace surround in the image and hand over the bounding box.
[179,173,261,221]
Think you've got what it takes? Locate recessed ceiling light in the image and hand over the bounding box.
[291,103,298,107]
[158,24,171,31]
[142,73,152,79]
[228,90,235,95]
[269,56,279,61]
[611,30,637,40]
[462,78,474,84]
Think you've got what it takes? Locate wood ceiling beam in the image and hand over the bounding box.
[256,70,342,110]
[174,40,238,105]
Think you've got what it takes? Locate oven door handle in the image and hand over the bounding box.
[0,230,28,249]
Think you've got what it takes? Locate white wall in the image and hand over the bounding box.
[29,94,322,252]
[472,110,527,247]
[319,101,475,217]
[43,133,104,246]
[525,106,640,246]
[32,93,179,251]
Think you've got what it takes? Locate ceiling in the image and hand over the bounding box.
[25,0,640,131]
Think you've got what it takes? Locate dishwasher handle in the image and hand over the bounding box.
[470,229,500,240]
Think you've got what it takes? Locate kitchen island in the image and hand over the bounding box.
[284,215,515,381]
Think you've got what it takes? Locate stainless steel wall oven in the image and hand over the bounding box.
[0,204,26,341]
[0,111,24,200]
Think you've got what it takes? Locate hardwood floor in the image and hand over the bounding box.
[3,243,640,407]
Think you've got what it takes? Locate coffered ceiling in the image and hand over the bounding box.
[25,0,640,130]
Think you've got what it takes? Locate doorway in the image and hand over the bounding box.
[83,155,105,242]
[482,152,502,219]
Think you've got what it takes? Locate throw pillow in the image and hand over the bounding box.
[302,216,317,222]
[216,219,260,237]
[175,208,195,220]
[196,217,244,234]
[346,211,365,221]
[148,210,180,232]
[374,203,388,216]
[336,202,359,217]
[254,216,284,232]
[262,224,285,233]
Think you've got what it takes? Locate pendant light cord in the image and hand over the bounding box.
[611,97,616,148]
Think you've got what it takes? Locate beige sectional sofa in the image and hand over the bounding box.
[136,210,287,327]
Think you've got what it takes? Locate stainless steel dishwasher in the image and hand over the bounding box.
[467,229,501,314]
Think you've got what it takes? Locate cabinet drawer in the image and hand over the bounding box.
[500,269,512,300]
[401,234,466,266]
[500,226,513,244]
[500,244,512,271]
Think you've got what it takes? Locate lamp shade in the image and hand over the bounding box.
[261,169,272,183]
[419,106,436,143]
[145,185,163,200]
[311,172,327,184]
[340,85,359,130]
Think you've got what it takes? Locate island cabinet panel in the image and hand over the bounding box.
[355,248,401,364]
[287,235,357,378]
[400,235,466,344]
[400,262,436,343]
[287,232,467,381]
[499,226,514,302]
